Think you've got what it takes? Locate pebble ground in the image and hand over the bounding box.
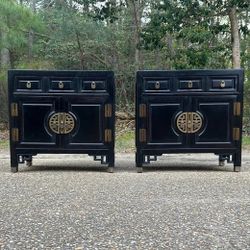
[0,152,250,249]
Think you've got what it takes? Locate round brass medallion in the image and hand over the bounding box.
[176,112,202,134]
[49,112,75,134]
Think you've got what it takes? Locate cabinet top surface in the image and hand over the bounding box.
[137,69,244,76]
[8,69,114,77]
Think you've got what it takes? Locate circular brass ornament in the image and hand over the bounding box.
[176,112,202,134]
[49,112,75,134]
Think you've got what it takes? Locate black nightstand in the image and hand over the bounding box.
[136,69,244,172]
[9,70,115,173]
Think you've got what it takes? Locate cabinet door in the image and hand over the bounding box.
[143,96,187,148]
[17,97,59,147]
[191,96,237,148]
[63,97,108,148]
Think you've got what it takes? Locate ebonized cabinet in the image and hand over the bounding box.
[136,69,244,172]
[9,70,115,172]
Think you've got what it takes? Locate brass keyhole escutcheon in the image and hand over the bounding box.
[176,112,203,134]
[58,81,64,89]
[220,80,225,88]
[188,81,193,88]
[155,81,160,89]
[49,112,75,134]
[91,81,96,89]
[26,81,32,89]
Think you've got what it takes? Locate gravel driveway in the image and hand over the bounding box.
[0,151,250,249]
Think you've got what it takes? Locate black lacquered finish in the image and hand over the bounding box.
[135,69,244,172]
[9,70,115,172]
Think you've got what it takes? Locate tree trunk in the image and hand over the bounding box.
[0,30,11,68]
[129,0,144,69]
[229,7,241,68]
[28,0,36,60]
[0,48,11,68]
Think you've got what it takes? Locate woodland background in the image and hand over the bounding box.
[0,0,250,134]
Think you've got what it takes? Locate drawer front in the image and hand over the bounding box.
[16,79,42,91]
[178,79,202,90]
[49,80,75,92]
[144,80,170,91]
[82,80,106,91]
[210,78,236,90]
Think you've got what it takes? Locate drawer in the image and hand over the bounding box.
[16,79,42,91]
[49,80,75,91]
[210,78,235,90]
[144,80,170,91]
[178,79,202,90]
[82,80,106,91]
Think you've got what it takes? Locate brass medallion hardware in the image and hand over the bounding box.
[139,104,146,118]
[105,104,112,118]
[11,103,18,117]
[12,128,19,142]
[188,81,193,88]
[105,129,112,142]
[26,81,32,89]
[139,129,146,142]
[58,81,64,89]
[91,81,96,89]
[233,128,240,141]
[176,112,203,134]
[49,112,75,134]
[220,80,225,88]
[233,102,241,116]
[155,81,160,89]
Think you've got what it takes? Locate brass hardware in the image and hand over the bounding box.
[105,129,112,142]
[220,80,226,88]
[139,129,146,142]
[105,104,112,118]
[176,112,203,134]
[155,81,160,89]
[11,103,18,117]
[12,128,19,142]
[49,112,75,134]
[91,81,96,89]
[26,81,32,88]
[233,102,241,116]
[139,104,146,118]
[58,81,64,89]
[233,128,240,141]
[188,81,193,88]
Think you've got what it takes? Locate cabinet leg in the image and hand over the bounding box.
[218,155,225,166]
[136,151,143,173]
[233,152,241,172]
[26,160,32,167]
[26,156,33,167]
[11,154,18,173]
[107,151,114,173]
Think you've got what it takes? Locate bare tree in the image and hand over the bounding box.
[229,7,241,68]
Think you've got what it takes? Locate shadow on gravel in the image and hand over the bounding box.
[140,165,234,172]
[18,165,110,173]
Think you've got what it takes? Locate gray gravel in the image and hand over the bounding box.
[0,152,250,249]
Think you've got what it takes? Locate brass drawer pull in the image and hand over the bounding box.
[58,81,64,89]
[220,80,225,88]
[155,81,160,89]
[26,81,32,89]
[188,81,193,88]
[91,81,96,89]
